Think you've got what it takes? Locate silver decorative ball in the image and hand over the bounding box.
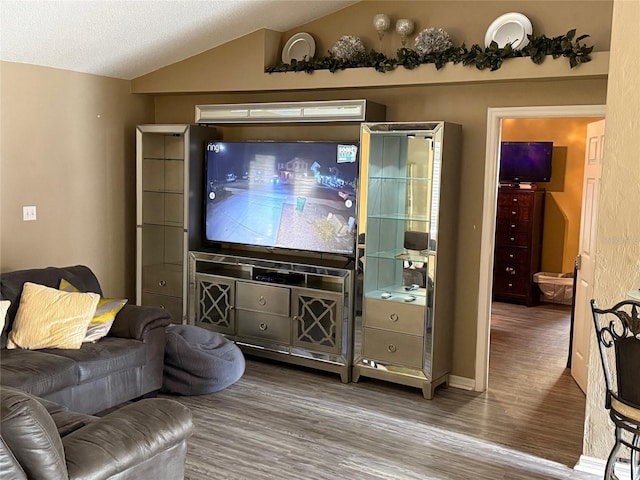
[414,28,453,55]
[331,35,366,61]
[373,14,391,33]
[395,19,415,37]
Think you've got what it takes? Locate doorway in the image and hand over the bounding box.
[475,105,607,392]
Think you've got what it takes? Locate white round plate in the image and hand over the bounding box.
[282,32,316,63]
[484,12,533,50]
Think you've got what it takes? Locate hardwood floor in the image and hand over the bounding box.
[163,301,596,479]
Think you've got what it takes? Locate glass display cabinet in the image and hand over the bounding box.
[136,124,216,323]
[352,122,462,399]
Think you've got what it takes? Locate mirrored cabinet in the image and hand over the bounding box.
[136,124,216,323]
[352,122,461,398]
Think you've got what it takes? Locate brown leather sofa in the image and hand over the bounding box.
[0,385,193,479]
[0,265,170,414]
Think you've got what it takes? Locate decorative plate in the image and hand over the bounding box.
[282,32,316,63]
[484,12,533,50]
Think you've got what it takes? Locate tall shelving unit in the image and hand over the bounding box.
[352,122,462,399]
[135,124,217,323]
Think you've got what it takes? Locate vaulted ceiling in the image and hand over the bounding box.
[0,0,356,80]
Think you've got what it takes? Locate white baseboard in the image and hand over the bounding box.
[574,454,631,480]
[449,375,475,391]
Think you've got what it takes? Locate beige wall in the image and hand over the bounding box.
[0,62,154,298]
[132,1,612,94]
[502,117,603,273]
[584,0,640,461]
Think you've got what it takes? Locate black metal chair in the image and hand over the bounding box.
[590,299,640,480]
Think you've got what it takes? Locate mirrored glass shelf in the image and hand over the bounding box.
[367,213,431,222]
[369,175,433,182]
[365,288,427,304]
[365,248,432,261]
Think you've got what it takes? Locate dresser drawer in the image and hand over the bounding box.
[236,310,291,344]
[492,270,529,296]
[497,191,535,208]
[143,264,183,297]
[494,247,530,269]
[363,328,423,369]
[364,298,425,336]
[236,282,290,316]
[497,205,534,222]
[141,293,183,324]
[495,219,533,246]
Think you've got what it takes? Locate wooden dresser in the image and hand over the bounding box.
[493,186,545,306]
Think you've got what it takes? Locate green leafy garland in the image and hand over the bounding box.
[265,29,593,74]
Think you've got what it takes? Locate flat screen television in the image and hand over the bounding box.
[204,140,360,257]
[499,141,553,183]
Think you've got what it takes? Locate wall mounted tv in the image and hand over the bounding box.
[499,141,553,183]
[205,140,360,257]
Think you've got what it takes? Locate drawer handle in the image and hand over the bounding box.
[159,305,166,309]
[258,296,266,306]
[509,254,514,259]
[511,211,517,215]
[389,313,399,322]
[259,322,268,331]
[505,267,515,274]
[510,237,515,242]
[158,280,167,287]
[512,198,518,202]
[508,283,513,288]
[387,344,397,353]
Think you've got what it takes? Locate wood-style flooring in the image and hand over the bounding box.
[162,301,596,480]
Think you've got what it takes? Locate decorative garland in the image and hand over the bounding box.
[265,29,593,74]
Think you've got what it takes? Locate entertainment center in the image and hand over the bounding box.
[136,100,463,397]
[188,250,353,382]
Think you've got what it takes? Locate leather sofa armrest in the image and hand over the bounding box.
[109,304,171,342]
[34,396,97,436]
[63,398,193,479]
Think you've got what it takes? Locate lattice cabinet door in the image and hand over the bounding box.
[292,288,343,355]
[195,273,235,335]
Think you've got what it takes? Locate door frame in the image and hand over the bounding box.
[475,104,607,392]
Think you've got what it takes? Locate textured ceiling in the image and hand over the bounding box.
[0,0,356,80]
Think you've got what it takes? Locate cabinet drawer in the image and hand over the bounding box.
[492,271,529,296]
[497,191,535,208]
[142,293,182,324]
[497,205,533,222]
[495,219,533,246]
[236,282,290,316]
[143,264,183,297]
[494,247,530,270]
[236,310,291,344]
[364,298,425,336]
[363,328,423,369]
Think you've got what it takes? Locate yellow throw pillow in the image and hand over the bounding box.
[1,299,10,334]
[59,279,127,342]
[7,282,99,350]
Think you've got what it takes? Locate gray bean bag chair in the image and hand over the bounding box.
[162,325,245,395]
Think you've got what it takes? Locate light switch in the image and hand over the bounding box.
[23,206,37,221]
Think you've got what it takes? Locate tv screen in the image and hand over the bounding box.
[205,141,360,257]
[499,141,553,183]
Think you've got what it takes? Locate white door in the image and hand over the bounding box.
[571,119,605,394]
